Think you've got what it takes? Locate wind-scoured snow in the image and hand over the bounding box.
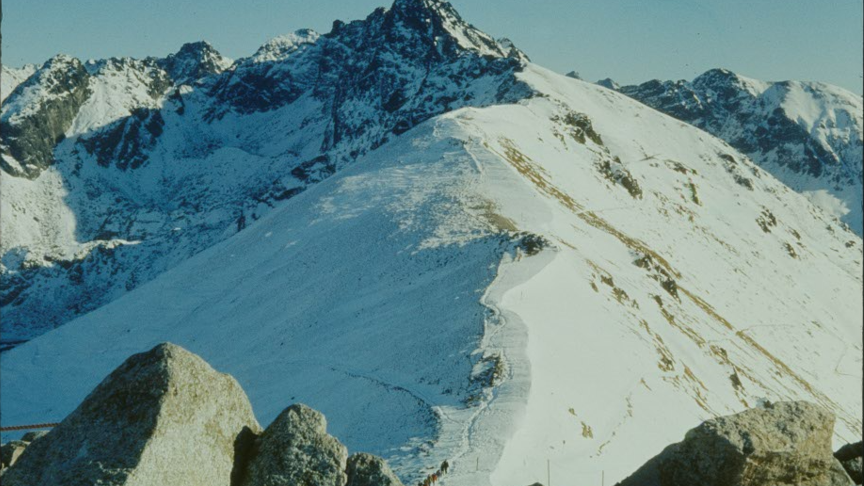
[3,61,861,486]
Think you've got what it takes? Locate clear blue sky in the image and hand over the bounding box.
[2,0,862,93]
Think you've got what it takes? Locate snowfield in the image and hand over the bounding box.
[2,64,861,485]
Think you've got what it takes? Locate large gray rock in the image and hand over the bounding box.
[617,401,853,486]
[2,342,261,486]
[346,452,404,486]
[836,442,863,484]
[242,403,348,486]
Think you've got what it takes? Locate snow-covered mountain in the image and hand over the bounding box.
[2,1,861,484]
[605,69,863,235]
[1,0,528,344]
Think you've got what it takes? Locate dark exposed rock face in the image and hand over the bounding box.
[836,442,863,484]
[241,404,349,486]
[0,441,29,469]
[0,55,92,178]
[346,453,405,486]
[79,107,165,170]
[209,0,531,177]
[20,431,48,443]
[616,401,854,486]
[1,343,261,486]
[596,78,620,90]
[158,41,231,84]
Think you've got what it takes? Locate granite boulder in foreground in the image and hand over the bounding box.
[616,401,854,486]
[346,452,405,486]
[1,342,404,486]
[239,404,349,486]
[1,343,261,485]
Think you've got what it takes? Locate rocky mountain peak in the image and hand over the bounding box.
[693,68,772,104]
[41,53,81,70]
[384,0,507,58]
[247,29,321,64]
[497,37,530,62]
[693,67,737,83]
[0,54,92,177]
[159,40,233,84]
[15,54,86,98]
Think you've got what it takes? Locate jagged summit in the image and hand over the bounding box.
[690,68,771,103]
[384,0,508,57]
[0,54,90,177]
[209,0,531,141]
[159,40,233,84]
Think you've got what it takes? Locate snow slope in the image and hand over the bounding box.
[0,64,37,103]
[3,64,861,484]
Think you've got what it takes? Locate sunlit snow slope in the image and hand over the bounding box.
[2,65,861,484]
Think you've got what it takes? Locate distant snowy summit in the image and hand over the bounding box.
[596,69,864,234]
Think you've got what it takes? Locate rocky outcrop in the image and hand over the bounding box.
[346,452,405,486]
[617,401,854,486]
[836,442,863,484]
[1,342,261,486]
[158,41,232,84]
[0,440,29,469]
[2,343,407,485]
[596,78,620,90]
[241,404,348,486]
[0,55,92,178]
[20,431,49,443]
[0,431,50,473]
